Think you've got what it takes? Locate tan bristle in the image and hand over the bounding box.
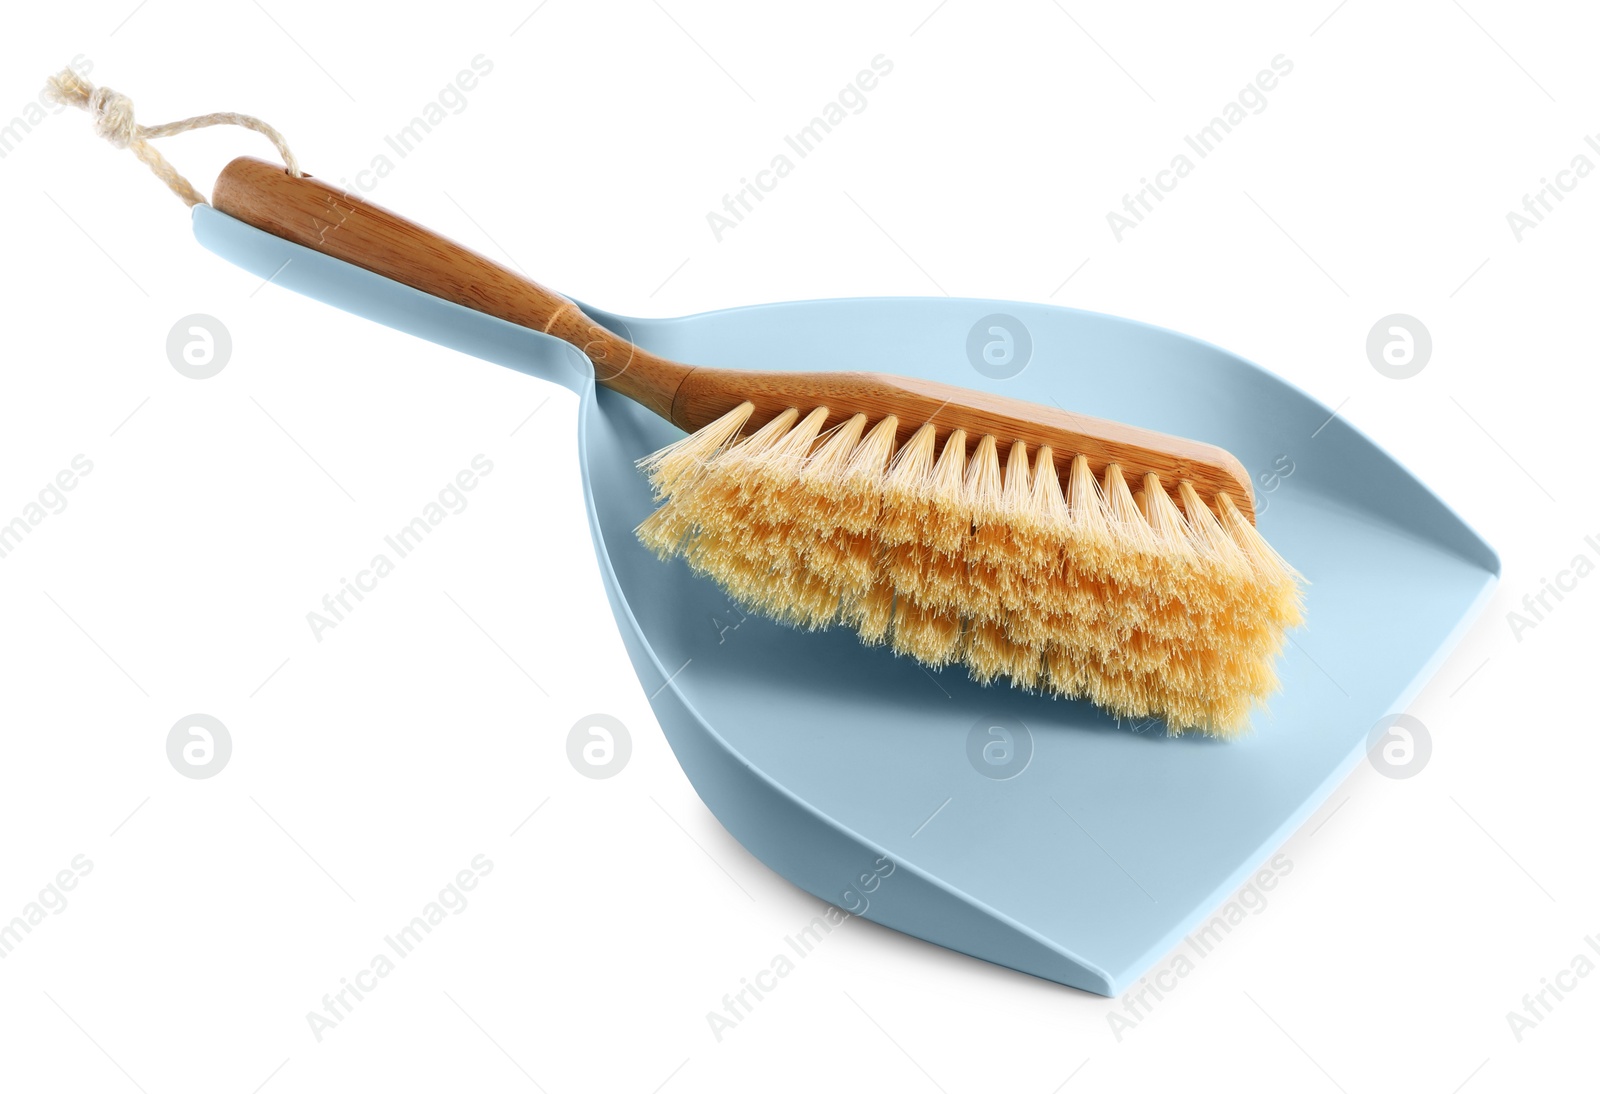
[879,422,937,549]
[925,429,971,557]
[967,436,1021,619]
[803,413,867,480]
[1141,473,1196,558]
[1103,464,1155,551]
[1178,481,1245,569]
[963,435,1004,523]
[637,400,754,497]
[788,413,870,597]
[1219,493,1306,630]
[748,406,828,487]
[722,407,801,463]
[637,406,1306,738]
[891,596,963,667]
[1014,445,1067,574]
[835,414,899,536]
[1031,447,1068,524]
[635,499,694,559]
[1066,454,1108,537]
[848,579,895,644]
[1002,440,1032,508]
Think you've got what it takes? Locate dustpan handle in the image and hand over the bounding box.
[210,156,691,420]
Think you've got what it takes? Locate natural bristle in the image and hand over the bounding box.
[635,406,1305,737]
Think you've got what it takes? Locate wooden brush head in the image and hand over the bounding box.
[671,369,1256,523]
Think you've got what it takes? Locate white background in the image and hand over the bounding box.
[3,1,1596,1091]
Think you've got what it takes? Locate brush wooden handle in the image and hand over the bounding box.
[212,157,1256,518]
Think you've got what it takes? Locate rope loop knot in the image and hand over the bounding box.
[43,67,301,208]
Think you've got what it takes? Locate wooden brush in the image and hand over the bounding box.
[214,156,1303,736]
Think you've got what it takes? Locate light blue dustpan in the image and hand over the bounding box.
[194,203,1497,996]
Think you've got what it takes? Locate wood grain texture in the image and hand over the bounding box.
[212,156,1255,519]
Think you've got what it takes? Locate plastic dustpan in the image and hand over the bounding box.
[194,204,1498,996]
